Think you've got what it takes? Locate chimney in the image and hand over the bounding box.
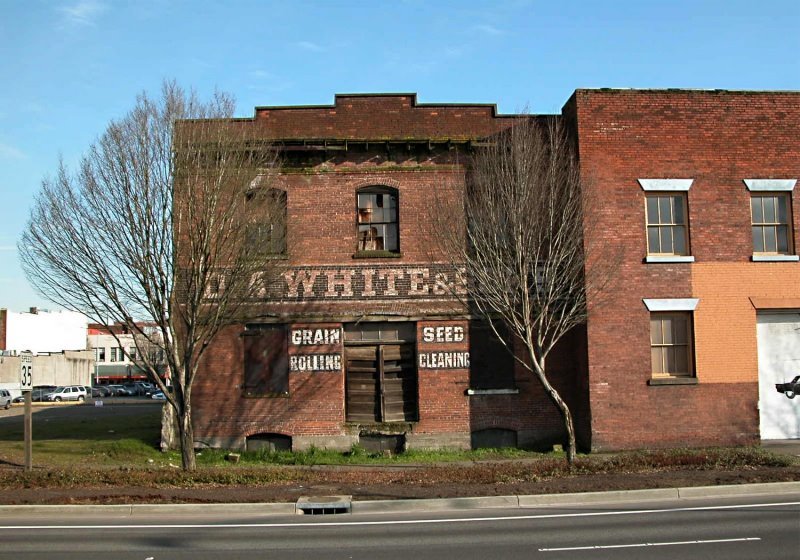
[29,307,38,315]
[0,308,6,351]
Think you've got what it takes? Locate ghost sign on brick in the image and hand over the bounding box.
[288,325,343,372]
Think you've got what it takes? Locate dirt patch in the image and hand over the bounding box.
[3,463,799,505]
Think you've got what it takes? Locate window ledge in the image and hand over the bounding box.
[645,255,695,263]
[466,388,520,396]
[751,255,799,262]
[243,391,290,398]
[647,377,698,386]
[352,251,402,259]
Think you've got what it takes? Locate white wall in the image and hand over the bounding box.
[0,351,94,396]
[5,309,88,354]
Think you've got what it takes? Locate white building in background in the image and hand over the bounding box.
[0,307,88,355]
[87,322,167,384]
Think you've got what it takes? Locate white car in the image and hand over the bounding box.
[0,390,11,409]
[46,385,87,402]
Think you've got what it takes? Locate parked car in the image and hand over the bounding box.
[107,384,132,396]
[91,386,111,398]
[776,375,800,399]
[122,382,144,396]
[0,390,11,409]
[151,390,167,401]
[13,387,51,403]
[46,385,87,402]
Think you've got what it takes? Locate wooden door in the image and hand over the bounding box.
[345,342,417,423]
[380,343,417,422]
[345,345,381,422]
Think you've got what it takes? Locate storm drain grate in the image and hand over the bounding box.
[296,495,352,515]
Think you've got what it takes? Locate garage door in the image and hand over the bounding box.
[756,312,800,439]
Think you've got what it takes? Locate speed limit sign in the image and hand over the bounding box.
[20,352,33,391]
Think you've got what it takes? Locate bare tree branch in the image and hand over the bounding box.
[434,116,615,464]
[19,80,285,471]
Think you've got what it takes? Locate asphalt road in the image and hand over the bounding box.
[0,399,160,422]
[0,495,797,559]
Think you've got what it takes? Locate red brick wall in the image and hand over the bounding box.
[279,167,464,266]
[252,94,518,141]
[416,320,471,434]
[568,90,800,449]
[468,326,590,451]
[193,324,346,443]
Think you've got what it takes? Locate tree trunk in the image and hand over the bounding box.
[548,385,577,465]
[530,351,577,465]
[177,404,196,471]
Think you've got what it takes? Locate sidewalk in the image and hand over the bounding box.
[762,440,800,457]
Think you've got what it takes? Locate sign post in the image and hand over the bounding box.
[20,352,33,471]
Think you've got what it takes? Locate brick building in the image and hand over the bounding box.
[568,90,800,448]
[188,90,799,453]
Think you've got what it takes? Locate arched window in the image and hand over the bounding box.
[357,186,398,254]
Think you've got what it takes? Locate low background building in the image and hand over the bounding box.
[0,307,87,355]
[0,307,92,398]
[0,351,93,399]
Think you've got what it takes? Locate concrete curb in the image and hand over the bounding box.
[0,502,297,516]
[1,481,798,517]
[353,495,520,514]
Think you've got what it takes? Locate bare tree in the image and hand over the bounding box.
[19,81,284,471]
[436,117,610,464]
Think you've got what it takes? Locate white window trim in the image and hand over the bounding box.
[645,255,696,263]
[744,179,796,192]
[752,254,800,262]
[643,298,699,312]
[638,179,694,192]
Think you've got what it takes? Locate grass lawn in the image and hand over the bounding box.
[0,404,795,492]
[0,404,549,469]
[0,405,163,468]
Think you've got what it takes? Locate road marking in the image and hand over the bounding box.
[0,501,797,530]
[539,537,761,552]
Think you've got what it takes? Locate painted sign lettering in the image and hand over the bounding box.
[289,354,342,372]
[247,264,467,300]
[421,326,465,343]
[418,352,470,369]
[290,328,341,346]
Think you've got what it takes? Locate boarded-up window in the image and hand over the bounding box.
[246,188,287,256]
[243,325,289,396]
[469,321,515,389]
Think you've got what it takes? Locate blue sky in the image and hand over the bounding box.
[1,0,798,312]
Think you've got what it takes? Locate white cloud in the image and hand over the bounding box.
[472,24,506,36]
[21,102,44,114]
[59,0,107,27]
[443,46,465,58]
[249,69,275,80]
[0,143,26,160]
[294,41,325,52]
[247,69,293,93]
